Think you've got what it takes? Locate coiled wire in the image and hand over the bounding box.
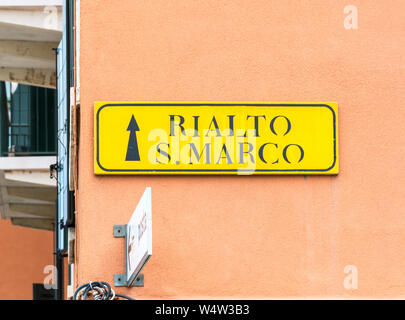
[73,281,134,300]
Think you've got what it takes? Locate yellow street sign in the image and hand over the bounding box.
[94,102,338,175]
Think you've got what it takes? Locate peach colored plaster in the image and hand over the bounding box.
[77,0,405,298]
[0,220,53,299]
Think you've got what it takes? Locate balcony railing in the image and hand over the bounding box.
[0,81,57,157]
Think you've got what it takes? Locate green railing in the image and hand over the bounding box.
[0,82,8,156]
[0,82,57,157]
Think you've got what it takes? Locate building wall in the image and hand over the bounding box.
[77,0,405,298]
[0,220,53,300]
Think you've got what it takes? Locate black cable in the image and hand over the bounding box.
[73,281,135,300]
[115,293,135,300]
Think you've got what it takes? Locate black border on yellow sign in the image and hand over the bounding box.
[96,103,337,173]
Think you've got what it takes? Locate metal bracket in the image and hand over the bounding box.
[113,224,144,287]
[50,163,62,179]
[113,224,126,238]
[59,218,65,229]
[114,273,144,287]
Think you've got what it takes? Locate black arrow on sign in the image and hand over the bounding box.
[125,115,140,161]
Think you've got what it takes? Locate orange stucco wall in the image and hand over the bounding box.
[0,220,53,299]
[77,0,405,298]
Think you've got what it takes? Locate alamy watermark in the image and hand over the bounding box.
[343,265,358,290]
[344,5,358,30]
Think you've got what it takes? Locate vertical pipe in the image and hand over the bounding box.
[54,45,61,300]
[54,37,64,299]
